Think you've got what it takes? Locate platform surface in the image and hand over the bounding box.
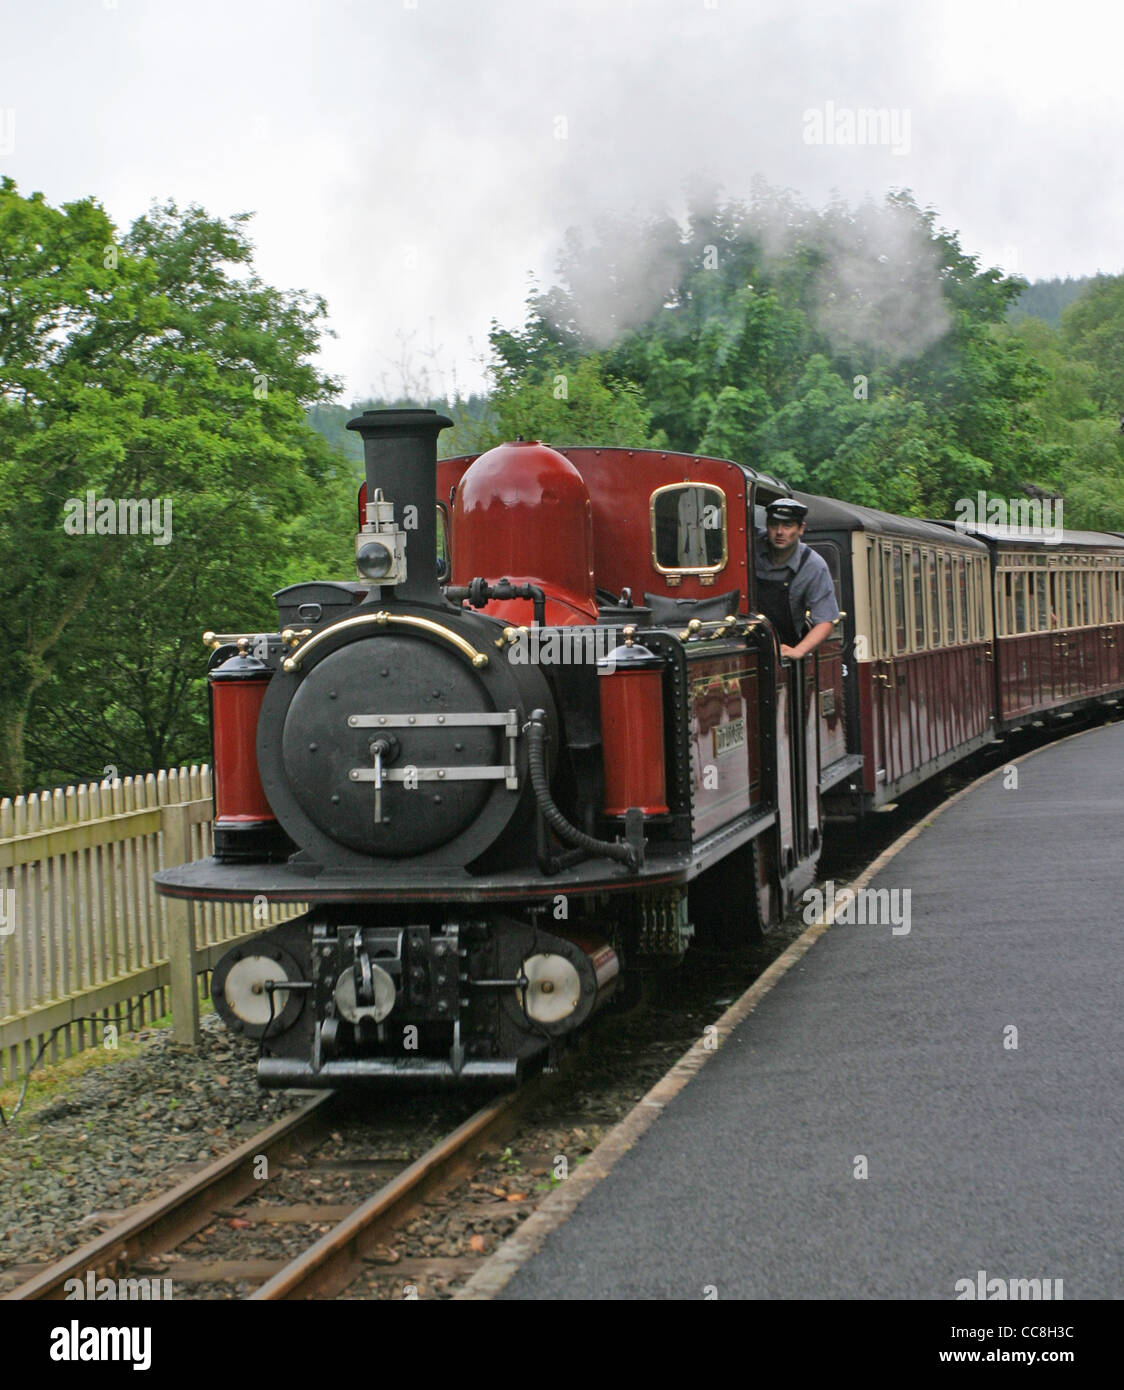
[501,722,1124,1300]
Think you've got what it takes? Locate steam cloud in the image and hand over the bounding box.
[536,187,953,366]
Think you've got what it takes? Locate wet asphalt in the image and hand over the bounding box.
[501,722,1124,1300]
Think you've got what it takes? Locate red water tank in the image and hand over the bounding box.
[452,440,597,626]
[209,651,291,863]
[597,635,669,816]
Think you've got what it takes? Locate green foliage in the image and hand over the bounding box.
[305,393,494,466]
[0,178,349,794]
[1060,275,1124,414]
[474,346,663,452]
[1001,290,1124,531]
[1007,276,1094,329]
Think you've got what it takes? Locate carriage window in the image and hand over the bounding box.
[1064,571,1075,629]
[957,555,969,642]
[928,553,941,645]
[1115,568,1122,622]
[892,544,907,654]
[1035,572,1048,630]
[943,555,956,643]
[911,549,925,649]
[882,544,894,656]
[1014,573,1028,633]
[867,543,881,658]
[976,559,987,638]
[650,484,727,575]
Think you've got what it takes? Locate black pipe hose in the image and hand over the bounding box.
[525,710,639,871]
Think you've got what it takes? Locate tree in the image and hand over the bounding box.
[0,180,346,794]
[1060,275,1124,416]
[481,353,662,451]
[1004,298,1124,532]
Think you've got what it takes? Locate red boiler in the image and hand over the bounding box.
[452,439,598,626]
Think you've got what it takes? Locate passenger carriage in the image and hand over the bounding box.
[935,522,1124,733]
[796,494,995,813]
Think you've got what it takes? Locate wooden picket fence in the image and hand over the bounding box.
[0,765,303,1085]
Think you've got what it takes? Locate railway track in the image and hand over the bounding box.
[4,1080,549,1302]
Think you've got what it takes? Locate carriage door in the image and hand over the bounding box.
[787,655,820,866]
[805,540,847,774]
[864,541,888,792]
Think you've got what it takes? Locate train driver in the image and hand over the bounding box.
[755,498,840,660]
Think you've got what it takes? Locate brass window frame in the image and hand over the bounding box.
[649,481,729,580]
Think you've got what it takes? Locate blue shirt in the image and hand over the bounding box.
[754,532,841,633]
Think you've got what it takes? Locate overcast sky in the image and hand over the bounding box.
[2,0,1121,400]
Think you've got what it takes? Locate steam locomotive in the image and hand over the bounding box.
[153,408,1124,1086]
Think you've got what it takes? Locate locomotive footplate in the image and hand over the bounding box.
[211,911,619,1085]
[154,803,777,904]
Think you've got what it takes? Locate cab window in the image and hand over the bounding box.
[651,484,727,575]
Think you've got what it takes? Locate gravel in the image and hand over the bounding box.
[0,1014,305,1292]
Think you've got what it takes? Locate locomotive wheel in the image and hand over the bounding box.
[689,839,766,947]
[603,968,652,1015]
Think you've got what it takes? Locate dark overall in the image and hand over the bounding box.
[755,546,810,648]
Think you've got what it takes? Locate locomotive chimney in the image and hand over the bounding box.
[346,407,453,604]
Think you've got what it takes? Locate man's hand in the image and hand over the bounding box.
[779,644,801,660]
